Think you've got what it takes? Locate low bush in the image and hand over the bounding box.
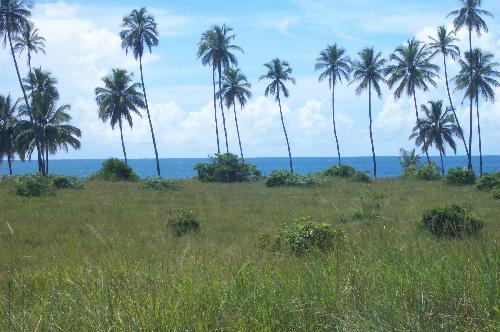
[445,168,476,186]
[323,165,355,178]
[265,170,314,187]
[142,177,182,192]
[476,173,500,192]
[90,158,139,181]
[14,174,56,197]
[350,171,371,183]
[167,210,201,236]
[52,176,85,189]
[194,153,261,183]
[352,192,385,220]
[421,205,483,237]
[412,163,441,181]
[491,188,500,200]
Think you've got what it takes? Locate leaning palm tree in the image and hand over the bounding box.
[120,7,161,176]
[259,58,296,173]
[219,68,252,162]
[0,94,19,175]
[427,26,469,157]
[95,69,144,165]
[350,47,386,178]
[315,43,351,166]
[448,0,493,169]
[410,101,462,176]
[385,38,440,165]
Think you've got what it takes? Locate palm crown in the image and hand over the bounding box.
[259,58,296,100]
[0,0,32,41]
[447,0,493,36]
[427,26,460,60]
[13,20,44,60]
[315,44,351,88]
[219,68,252,109]
[197,24,243,70]
[120,7,159,60]
[351,47,386,97]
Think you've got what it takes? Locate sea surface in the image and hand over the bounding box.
[1,156,498,179]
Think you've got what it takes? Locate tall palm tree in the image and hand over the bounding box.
[385,38,440,165]
[95,69,144,165]
[410,101,462,175]
[13,21,44,81]
[259,58,296,173]
[315,44,351,166]
[448,0,493,169]
[0,94,19,175]
[350,47,386,178]
[427,26,469,157]
[219,68,252,162]
[120,7,161,176]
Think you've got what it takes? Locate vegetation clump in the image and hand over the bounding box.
[265,170,314,187]
[167,210,201,236]
[194,153,261,183]
[491,188,500,200]
[445,168,476,186]
[14,174,56,197]
[350,171,371,183]
[323,165,356,178]
[90,158,139,181]
[411,163,441,181]
[142,177,182,192]
[352,192,385,220]
[52,176,85,190]
[421,205,483,237]
[476,173,500,192]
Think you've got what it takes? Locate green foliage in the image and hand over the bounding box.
[323,165,355,178]
[14,174,56,197]
[352,192,386,220]
[265,170,314,187]
[142,177,182,192]
[52,176,85,190]
[445,168,476,186]
[195,153,261,183]
[350,171,371,183]
[167,210,201,236]
[421,205,483,237]
[412,163,441,181]
[476,173,500,192]
[90,158,139,181]
[491,188,500,200]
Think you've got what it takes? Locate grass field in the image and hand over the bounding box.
[0,177,498,331]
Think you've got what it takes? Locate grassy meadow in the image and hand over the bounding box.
[0,177,499,330]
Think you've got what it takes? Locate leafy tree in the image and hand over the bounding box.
[410,101,462,176]
[315,43,351,166]
[350,47,386,178]
[0,94,19,175]
[120,7,161,176]
[259,58,296,173]
[385,38,440,165]
[398,148,421,174]
[95,69,144,165]
[219,68,252,162]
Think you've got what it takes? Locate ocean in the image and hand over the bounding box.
[0,156,498,179]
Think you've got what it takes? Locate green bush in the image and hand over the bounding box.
[194,153,261,183]
[90,158,139,181]
[491,188,500,200]
[421,205,483,237]
[142,177,182,192]
[412,163,441,181]
[14,174,56,197]
[265,170,314,187]
[476,173,500,192]
[350,172,371,183]
[167,210,201,236]
[445,168,476,186]
[352,192,385,220]
[323,165,355,178]
[52,176,85,189]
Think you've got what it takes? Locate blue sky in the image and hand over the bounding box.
[1,0,499,159]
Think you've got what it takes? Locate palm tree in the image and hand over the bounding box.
[410,101,462,175]
[259,58,296,173]
[398,148,421,174]
[427,26,469,157]
[448,0,493,169]
[120,7,161,176]
[385,38,440,165]
[95,69,144,165]
[0,94,19,175]
[315,44,351,166]
[219,68,252,162]
[350,47,386,178]
[13,21,44,82]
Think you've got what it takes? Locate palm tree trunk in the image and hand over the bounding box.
[45,145,49,175]
[277,92,293,173]
[118,118,128,165]
[233,103,244,163]
[476,94,482,176]
[8,157,13,176]
[27,52,45,174]
[7,30,45,175]
[443,54,469,159]
[139,56,161,176]
[413,91,431,165]
[439,151,445,176]
[368,83,377,178]
[217,64,229,154]
[212,66,221,154]
[332,84,341,166]
[467,27,473,170]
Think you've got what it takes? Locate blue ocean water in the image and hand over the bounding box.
[0,156,498,179]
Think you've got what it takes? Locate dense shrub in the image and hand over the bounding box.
[142,177,182,192]
[323,165,355,178]
[491,188,500,200]
[412,163,441,181]
[14,174,56,197]
[350,171,371,183]
[421,205,483,237]
[194,153,261,183]
[90,158,139,181]
[476,173,500,192]
[265,170,314,187]
[445,168,476,186]
[52,176,85,189]
[167,210,201,236]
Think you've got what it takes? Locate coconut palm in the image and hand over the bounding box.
[448,0,493,169]
[350,47,386,178]
[219,68,252,162]
[95,69,144,165]
[410,101,462,175]
[120,7,161,176]
[259,58,296,173]
[315,44,351,166]
[385,38,440,165]
[398,148,421,174]
[0,94,19,175]
[13,21,44,81]
[427,26,469,157]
